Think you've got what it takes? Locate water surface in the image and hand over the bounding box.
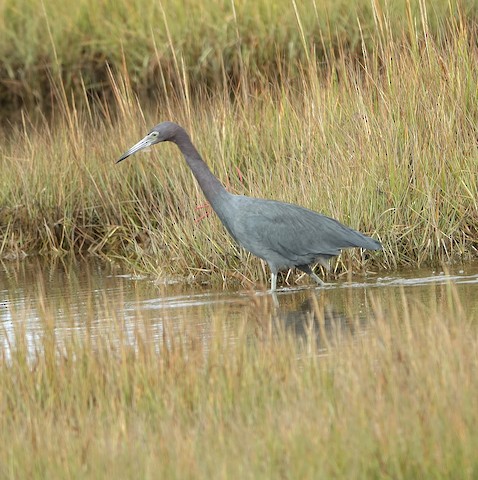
[1,258,478,357]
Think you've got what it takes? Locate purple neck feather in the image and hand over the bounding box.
[170,127,228,208]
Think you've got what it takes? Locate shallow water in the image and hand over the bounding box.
[1,257,478,357]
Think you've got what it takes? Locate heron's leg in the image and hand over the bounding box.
[310,272,326,286]
[270,272,277,291]
[297,265,326,287]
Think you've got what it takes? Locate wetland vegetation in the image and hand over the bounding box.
[0,0,477,286]
[1,259,478,478]
[1,0,478,477]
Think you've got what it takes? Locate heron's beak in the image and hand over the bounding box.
[116,135,154,163]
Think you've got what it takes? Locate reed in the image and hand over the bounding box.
[0,1,477,286]
[1,276,477,478]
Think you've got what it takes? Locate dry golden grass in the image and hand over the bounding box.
[1,25,478,286]
[0,1,477,288]
[1,2,477,477]
[1,275,477,478]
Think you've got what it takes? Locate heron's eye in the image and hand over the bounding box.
[150,131,158,137]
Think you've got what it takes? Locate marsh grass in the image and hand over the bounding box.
[2,2,478,477]
[0,0,469,115]
[1,1,478,286]
[1,277,477,478]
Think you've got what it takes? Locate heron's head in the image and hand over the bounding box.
[116,121,179,163]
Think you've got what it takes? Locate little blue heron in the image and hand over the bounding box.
[117,122,381,290]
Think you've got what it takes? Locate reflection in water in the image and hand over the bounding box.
[1,257,478,359]
[278,293,357,350]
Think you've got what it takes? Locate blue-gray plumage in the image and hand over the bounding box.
[117,121,381,290]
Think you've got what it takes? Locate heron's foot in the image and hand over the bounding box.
[310,272,326,287]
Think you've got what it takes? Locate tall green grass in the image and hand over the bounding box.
[0,0,470,115]
[1,279,477,478]
[0,1,477,285]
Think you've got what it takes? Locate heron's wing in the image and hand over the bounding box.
[231,197,379,264]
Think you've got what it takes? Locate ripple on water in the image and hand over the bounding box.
[1,258,478,360]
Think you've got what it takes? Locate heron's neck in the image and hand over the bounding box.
[172,129,229,208]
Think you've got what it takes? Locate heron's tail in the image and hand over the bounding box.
[356,235,382,251]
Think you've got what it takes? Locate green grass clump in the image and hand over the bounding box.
[0,0,473,116]
[1,279,477,478]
